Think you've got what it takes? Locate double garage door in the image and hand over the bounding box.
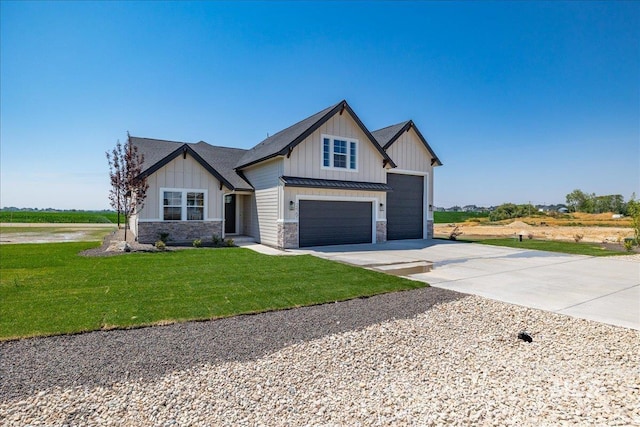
[297,174,424,247]
[299,200,372,247]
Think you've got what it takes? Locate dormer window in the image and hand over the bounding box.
[321,134,358,171]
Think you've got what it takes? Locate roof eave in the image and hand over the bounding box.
[237,100,397,170]
[137,144,238,190]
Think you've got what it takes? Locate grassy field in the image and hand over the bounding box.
[0,210,118,224]
[433,211,489,224]
[0,243,425,340]
[463,238,630,256]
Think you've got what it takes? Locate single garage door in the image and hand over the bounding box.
[299,200,372,247]
[387,173,423,240]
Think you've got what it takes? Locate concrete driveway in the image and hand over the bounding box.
[292,240,640,330]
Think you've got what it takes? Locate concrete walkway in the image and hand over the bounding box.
[291,240,640,330]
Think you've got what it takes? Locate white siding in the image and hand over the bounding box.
[385,128,434,173]
[140,154,226,220]
[241,194,258,239]
[283,111,388,183]
[242,158,284,246]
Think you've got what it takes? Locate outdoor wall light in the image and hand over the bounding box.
[379,203,384,212]
[289,200,295,210]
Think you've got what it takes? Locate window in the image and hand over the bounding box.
[163,191,182,220]
[187,192,204,220]
[162,189,206,220]
[321,135,358,171]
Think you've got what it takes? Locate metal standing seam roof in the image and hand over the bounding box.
[372,120,443,166]
[235,100,396,170]
[280,176,392,192]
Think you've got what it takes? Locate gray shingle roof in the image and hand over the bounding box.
[371,121,411,149]
[280,176,392,192]
[130,136,253,191]
[235,100,395,169]
[372,121,442,166]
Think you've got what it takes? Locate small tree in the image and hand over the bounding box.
[627,194,640,245]
[106,133,149,240]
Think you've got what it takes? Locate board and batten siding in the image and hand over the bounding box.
[384,128,434,173]
[283,111,388,183]
[384,128,435,221]
[139,154,226,220]
[241,158,284,246]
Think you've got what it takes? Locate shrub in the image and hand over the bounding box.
[449,226,463,241]
[574,234,584,243]
[155,240,166,250]
[212,234,222,245]
[193,239,202,248]
[623,239,635,252]
[158,232,170,243]
[527,233,534,240]
[225,238,235,247]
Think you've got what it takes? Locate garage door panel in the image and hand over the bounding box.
[299,200,372,247]
[387,174,423,240]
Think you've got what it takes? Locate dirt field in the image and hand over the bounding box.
[434,221,634,244]
[0,223,116,244]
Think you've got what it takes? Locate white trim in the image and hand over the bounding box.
[276,218,299,223]
[320,134,359,173]
[296,195,379,244]
[386,169,428,176]
[160,187,208,221]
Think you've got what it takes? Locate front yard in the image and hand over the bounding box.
[0,243,424,340]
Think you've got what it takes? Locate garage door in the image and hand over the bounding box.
[387,174,423,240]
[299,200,372,247]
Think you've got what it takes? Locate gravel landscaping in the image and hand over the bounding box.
[1,287,639,426]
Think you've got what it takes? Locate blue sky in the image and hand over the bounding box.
[1,1,638,209]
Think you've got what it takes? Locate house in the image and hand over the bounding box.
[129,100,442,249]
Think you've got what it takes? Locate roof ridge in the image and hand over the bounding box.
[371,120,411,133]
[129,136,191,145]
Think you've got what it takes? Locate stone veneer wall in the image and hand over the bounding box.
[376,221,387,243]
[426,220,434,239]
[277,222,299,249]
[137,221,223,244]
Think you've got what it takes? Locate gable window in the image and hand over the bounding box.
[162,189,206,220]
[321,134,358,171]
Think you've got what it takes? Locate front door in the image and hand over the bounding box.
[224,194,236,234]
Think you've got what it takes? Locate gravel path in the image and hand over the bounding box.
[2,290,639,426]
[0,287,462,401]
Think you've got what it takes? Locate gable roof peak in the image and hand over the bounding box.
[235,99,394,169]
[372,121,442,167]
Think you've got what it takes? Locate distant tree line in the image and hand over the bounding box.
[565,189,630,214]
[488,203,541,221]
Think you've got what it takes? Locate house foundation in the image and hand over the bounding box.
[137,221,223,244]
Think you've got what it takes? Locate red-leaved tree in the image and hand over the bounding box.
[106,133,149,240]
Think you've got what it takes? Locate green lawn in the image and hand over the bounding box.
[433,211,489,223]
[0,243,425,340]
[0,210,118,224]
[465,238,629,256]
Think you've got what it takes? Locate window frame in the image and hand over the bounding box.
[320,134,359,172]
[161,188,207,221]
